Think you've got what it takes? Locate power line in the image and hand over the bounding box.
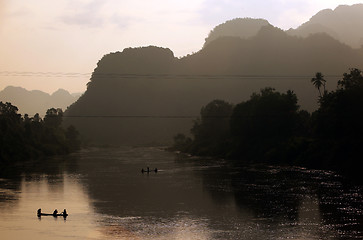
[0,71,91,78]
[0,71,343,79]
[63,115,200,119]
[29,114,363,119]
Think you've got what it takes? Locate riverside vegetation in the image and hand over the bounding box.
[0,103,81,166]
[172,68,363,178]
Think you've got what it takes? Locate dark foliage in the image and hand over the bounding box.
[229,88,302,162]
[173,69,363,176]
[0,103,81,165]
[190,100,233,156]
[312,68,363,173]
[169,100,233,156]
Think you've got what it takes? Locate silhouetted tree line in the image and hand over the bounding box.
[0,103,81,165]
[172,69,363,175]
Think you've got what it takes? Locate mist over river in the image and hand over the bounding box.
[0,147,362,239]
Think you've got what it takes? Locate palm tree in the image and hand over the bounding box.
[311,72,326,98]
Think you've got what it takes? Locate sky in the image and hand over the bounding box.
[0,0,362,94]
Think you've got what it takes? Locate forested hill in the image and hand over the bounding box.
[65,24,363,146]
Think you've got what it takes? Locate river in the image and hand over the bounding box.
[0,147,362,239]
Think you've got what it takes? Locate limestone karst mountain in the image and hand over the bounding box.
[205,5,363,49]
[203,18,270,47]
[65,23,363,145]
[287,4,363,48]
[63,4,363,145]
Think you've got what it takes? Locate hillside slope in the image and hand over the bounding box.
[65,26,363,145]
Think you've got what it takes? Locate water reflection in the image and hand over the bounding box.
[0,147,362,239]
[96,215,212,240]
[198,162,363,239]
[0,174,103,240]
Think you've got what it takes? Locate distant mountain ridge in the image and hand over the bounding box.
[188,25,361,75]
[204,18,270,47]
[287,4,363,48]
[204,4,363,49]
[0,86,81,116]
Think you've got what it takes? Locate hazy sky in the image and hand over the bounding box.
[0,0,362,93]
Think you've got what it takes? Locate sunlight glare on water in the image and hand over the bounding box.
[0,174,104,240]
[0,147,362,239]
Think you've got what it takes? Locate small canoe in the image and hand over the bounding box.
[37,213,68,217]
[141,169,158,173]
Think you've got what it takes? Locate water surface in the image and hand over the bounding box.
[0,147,362,239]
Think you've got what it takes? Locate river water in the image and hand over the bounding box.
[0,147,362,240]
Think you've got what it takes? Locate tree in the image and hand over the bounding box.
[0,102,26,163]
[337,68,363,90]
[172,133,192,152]
[192,99,233,140]
[230,88,300,161]
[0,103,81,165]
[316,68,363,138]
[0,102,21,122]
[311,72,326,98]
[188,100,233,156]
[313,68,363,171]
[33,113,41,123]
[44,108,63,128]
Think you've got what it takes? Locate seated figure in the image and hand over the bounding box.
[53,209,58,216]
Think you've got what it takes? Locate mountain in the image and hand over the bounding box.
[287,4,363,48]
[203,18,270,47]
[64,23,363,146]
[0,86,81,116]
[205,5,363,49]
[185,25,361,75]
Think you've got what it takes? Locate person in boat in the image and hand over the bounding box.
[37,208,41,216]
[53,209,58,216]
[147,167,150,173]
[62,209,67,216]
[154,168,158,173]
[141,168,145,173]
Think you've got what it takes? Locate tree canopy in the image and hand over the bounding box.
[190,99,233,156]
[229,88,301,161]
[172,69,363,178]
[313,68,363,171]
[0,102,81,165]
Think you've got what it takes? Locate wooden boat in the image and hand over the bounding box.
[37,213,68,217]
[141,168,158,173]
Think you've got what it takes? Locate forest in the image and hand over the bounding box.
[0,104,80,166]
[172,68,363,177]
